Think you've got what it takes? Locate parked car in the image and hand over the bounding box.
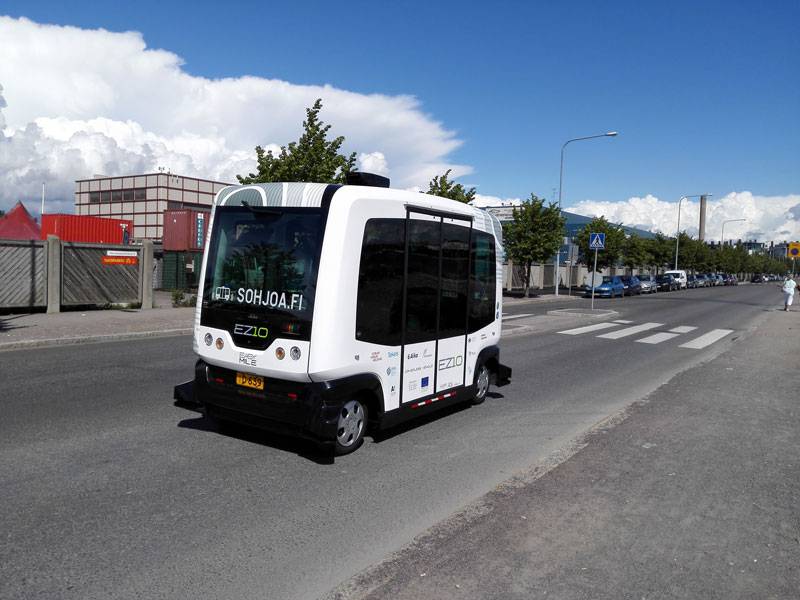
[686,275,699,288]
[751,274,764,283]
[664,269,688,289]
[656,274,679,291]
[638,274,658,293]
[584,275,625,298]
[620,275,642,296]
[725,274,739,286]
[695,274,708,287]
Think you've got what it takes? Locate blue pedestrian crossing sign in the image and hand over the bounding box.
[589,232,606,250]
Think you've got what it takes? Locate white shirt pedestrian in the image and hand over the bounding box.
[781,276,796,311]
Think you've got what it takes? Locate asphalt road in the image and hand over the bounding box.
[0,284,779,600]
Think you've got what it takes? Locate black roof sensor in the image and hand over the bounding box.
[345,171,390,188]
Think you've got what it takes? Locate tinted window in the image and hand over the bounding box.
[200,207,324,345]
[439,223,470,338]
[356,219,406,345]
[469,231,496,332]
[406,219,440,344]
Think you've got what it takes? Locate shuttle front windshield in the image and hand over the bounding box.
[201,206,324,346]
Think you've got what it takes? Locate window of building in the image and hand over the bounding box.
[355,218,405,346]
[123,189,134,202]
[468,231,496,332]
[134,188,146,201]
[112,190,123,202]
[100,190,111,203]
[89,192,101,203]
[405,219,440,344]
[438,223,470,339]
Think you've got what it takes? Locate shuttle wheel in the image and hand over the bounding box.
[334,399,368,455]
[472,364,490,405]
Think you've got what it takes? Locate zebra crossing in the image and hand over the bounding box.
[557,320,734,349]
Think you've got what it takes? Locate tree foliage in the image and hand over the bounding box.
[574,217,626,270]
[503,195,566,296]
[426,169,476,204]
[622,234,652,270]
[237,98,357,185]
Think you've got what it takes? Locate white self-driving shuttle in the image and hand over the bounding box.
[180,173,511,454]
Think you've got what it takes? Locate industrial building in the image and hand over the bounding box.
[74,172,232,241]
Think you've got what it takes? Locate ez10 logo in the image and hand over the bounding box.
[234,324,269,339]
[438,355,463,371]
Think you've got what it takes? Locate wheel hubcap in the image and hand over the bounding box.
[477,367,489,399]
[337,400,364,447]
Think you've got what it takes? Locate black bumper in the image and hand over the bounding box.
[182,360,382,445]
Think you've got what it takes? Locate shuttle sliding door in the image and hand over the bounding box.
[401,210,471,404]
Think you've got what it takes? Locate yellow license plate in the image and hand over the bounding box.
[236,372,264,390]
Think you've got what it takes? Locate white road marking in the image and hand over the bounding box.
[636,332,680,345]
[502,313,534,321]
[679,329,734,349]
[557,322,620,335]
[597,322,663,339]
[613,320,633,324]
[669,326,697,334]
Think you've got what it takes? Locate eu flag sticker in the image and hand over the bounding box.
[421,376,429,388]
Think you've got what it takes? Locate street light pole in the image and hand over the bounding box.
[721,218,746,246]
[557,131,618,296]
[674,194,706,270]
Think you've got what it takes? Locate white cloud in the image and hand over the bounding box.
[0,16,469,214]
[566,192,800,243]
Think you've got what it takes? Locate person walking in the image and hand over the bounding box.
[781,274,796,311]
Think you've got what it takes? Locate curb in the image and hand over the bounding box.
[0,328,193,352]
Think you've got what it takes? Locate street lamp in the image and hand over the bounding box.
[556,131,618,296]
[721,219,746,246]
[674,194,708,270]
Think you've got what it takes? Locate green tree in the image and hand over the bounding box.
[426,169,476,204]
[503,195,566,297]
[623,233,652,271]
[574,217,626,271]
[644,233,674,273]
[238,98,357,185]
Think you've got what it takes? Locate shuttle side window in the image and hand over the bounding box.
[405,220,440,344]
[355,219,405,346]
[469,231,496,332]
[439,223,470,338]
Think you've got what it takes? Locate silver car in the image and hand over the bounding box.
[638,274,658,293]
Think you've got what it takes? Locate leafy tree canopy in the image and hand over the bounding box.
[237,98,357,185]
[503,195,566,296]
[574,216,626,270]
[426,169,476,204]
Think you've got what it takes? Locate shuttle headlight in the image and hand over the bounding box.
[275,347,285,360]
[290,346,301,360]
[215,338,224,350]
[204,333,213,346]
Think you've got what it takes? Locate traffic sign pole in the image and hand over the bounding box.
[591,247,598,310]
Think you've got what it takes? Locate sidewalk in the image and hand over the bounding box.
[0,290,195,351]
[330,307,800,599]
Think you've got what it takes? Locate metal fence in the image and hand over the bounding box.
[0,240,47,309]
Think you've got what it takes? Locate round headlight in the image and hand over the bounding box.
[290,346,301,360]
[275,347,285,360]
[215,338,224,350]
[204,333,213,346]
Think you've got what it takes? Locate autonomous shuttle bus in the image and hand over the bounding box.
[184,173,511,454]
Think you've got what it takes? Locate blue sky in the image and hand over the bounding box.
[0,1,798,239]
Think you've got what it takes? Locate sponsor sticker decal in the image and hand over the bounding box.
[370,351,382,362]
[421,376,429,388]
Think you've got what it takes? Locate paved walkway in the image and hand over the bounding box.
[0,290,195,350]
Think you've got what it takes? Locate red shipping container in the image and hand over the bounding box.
[40,214,133,244]
[162,209,210,251]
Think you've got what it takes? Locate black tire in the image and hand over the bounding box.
[472,363,490,405]
[334,399,367,456]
